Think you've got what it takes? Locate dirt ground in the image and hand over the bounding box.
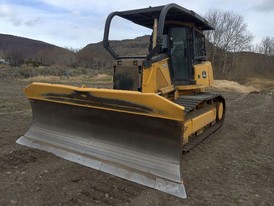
[0,79,273,206]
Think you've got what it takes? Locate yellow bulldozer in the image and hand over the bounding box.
[17,4,225,198]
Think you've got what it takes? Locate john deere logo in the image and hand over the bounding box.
[202,71,207,78]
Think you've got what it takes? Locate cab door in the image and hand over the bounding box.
[169,27,193,84]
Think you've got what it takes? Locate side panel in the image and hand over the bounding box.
[183,108,217,141]
[194,61,214,86]
[142,58,172,93]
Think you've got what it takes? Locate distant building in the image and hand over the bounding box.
[0,59,9,64]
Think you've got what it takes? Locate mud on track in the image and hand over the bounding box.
[0,80,273,206]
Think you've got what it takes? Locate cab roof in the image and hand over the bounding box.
[115,4,214,30]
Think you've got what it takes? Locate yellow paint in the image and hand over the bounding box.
[24,56,218,145]
[142,58,172,93]
[174,61,214,96]
[183,108,217,143]
[217,102,224,120]
[158,85,174,94]
[24,82,185,122]
[175,85,205,97]
[194,61,214,87]
[176,85,206,91]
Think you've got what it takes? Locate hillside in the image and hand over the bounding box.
[206,42,274,80]
[1,33,273,81]
[76,35,150,69]
[0,34,74,66]
[0,34,55,55]
[0,33,149,68]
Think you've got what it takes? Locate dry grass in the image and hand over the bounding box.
[21,74,112,83]
[245,78,274,92]
[20,74,113,89]
[212,80,260,93]
[0,64,113,80]
[92,74,111,80]
[213,78,274,94]
[20,75,84,82]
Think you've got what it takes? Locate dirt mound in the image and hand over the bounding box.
[245,78,274,93]
[212,80,260,93]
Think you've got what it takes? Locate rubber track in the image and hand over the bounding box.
[174,92,220,113]
[182,122,223,152]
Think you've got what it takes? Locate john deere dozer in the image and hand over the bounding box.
[17,4,225,198]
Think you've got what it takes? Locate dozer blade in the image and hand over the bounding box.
[17,83,187,198]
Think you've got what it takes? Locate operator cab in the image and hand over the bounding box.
[103,4,213,91]
[168,25,207,85]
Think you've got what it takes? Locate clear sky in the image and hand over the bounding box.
[0,0,273,49]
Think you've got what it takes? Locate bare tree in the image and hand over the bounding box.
[204,10,253,78]
[5,48,25,67]
[256,36,274,56]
